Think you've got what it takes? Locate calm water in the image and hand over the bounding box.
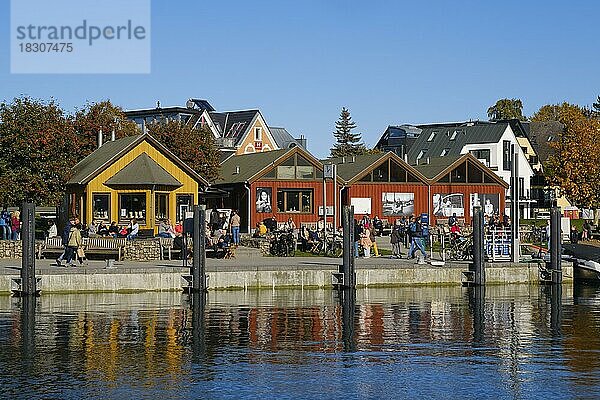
[1,285,600,399]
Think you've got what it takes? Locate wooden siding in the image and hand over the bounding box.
[431,183,506,224]
[251,180,339,228]
[345,183,430,221]
[84,141,199,231]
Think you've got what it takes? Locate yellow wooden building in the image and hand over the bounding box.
[67,134,209,234]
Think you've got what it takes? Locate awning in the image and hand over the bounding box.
[200,187,230,199]
[105,153,182,188]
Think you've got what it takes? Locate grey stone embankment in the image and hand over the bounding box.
[0,250,572,294]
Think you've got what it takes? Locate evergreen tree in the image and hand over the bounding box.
[593,95,600,117]
[330,107,366,157]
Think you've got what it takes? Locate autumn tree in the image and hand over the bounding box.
[147,120,220,182]
[330,107,366,157]
[0,97,78,206]
[545,106,600,207]
[487,98,526,121]
[530,102,584,122]
[73,100,140,161]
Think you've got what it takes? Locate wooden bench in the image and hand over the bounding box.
[157,237,179,260]
[40,237,64,259]
[85,237,127,261]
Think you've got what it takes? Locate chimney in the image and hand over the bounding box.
[426,157,430,164]
[404,153,408,163]
[234,166,240,175]
[98,129,103,148]
[111,129,116,141]
[342,156,346,164]
[350,156,355,163]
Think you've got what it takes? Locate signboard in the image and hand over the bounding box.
[350,198,371,215]
[323,164,335,179]
[318,206,334,216]
[254,141,263,150]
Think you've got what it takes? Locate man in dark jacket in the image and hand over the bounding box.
[56,217,74,266]
[353,219,363,258]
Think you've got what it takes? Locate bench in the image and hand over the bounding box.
[85,237,127,261]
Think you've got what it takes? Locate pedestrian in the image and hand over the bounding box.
[108,221,119,238]
[209,206,220,233]
[369,223,380,257]
[360,223,373,258]
[570,225,580,244]
[390,222,402,259]
[56,217,74,266]
[65,221,82,267]
[408,215,427,259]
[230,210,241,245]
[353,219,363,258]
[0,211,7,241]
[10,211,21,240]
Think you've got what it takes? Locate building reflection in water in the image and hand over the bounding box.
[3,285,600,396]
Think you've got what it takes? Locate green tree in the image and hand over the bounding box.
[487,98,526,121]
[330,107,366,157]
[0,97,78,206]
[73,100,140,161]
[147,120,221,182]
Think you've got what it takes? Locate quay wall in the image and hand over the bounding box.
[0,263,573,294]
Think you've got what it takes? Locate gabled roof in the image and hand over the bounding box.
[322,152,429,185]
[210,110,259,145]
[104,153,182,187]
[216,147,325,185]
[68,134,209,187]
[413,153,509,188]
[269,127,302,149]
[407,122,509,164]
[522,121,564,164]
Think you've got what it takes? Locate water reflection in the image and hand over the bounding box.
[1,285,600,398]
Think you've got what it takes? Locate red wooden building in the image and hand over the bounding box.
[214,147,341,232]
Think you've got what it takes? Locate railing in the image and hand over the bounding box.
[485,228,512,262]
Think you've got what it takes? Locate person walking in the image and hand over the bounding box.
[353,219,363,258]
[369,223,380,257]
[56,217,74,266]
[408,216,427,259]
[390,223,402,259]
[360,224,373,258]
[65,222,82,267]
[10,211,21,240]
[230,210,241,245]
[209,206,220,234]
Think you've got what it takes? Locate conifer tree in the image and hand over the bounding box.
[330,107,366,157]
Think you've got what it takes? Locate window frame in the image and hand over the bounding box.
[92,193,111,222]
[118,192,147,225]
[276,188,314,214]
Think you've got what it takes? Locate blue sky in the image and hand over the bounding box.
[1,0,598,157]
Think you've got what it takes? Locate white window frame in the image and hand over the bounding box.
[254,127,262,141]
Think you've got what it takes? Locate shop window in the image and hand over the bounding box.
[92,193,110,221]
[119,193,147,224]
[176,194,193,223]
[276,154,315,180]
[155,193,168,221]
[277,189,313,213]
[277,165,295,179]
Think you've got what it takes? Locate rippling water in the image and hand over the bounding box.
[1,285,600,399]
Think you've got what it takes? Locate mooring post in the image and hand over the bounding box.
[510,144,520,263]
[191,291,207,362]
[472,206,485,286]
[469,285,485,343]
[550,207,562,284]
[20,295,36,370]
[192,205,207,292]
[342,205,355,288]
[20,202,37,296]
[550,283,562,335]
[340,288,356,351]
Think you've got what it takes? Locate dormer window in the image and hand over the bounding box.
[417,149,427,162]
[449,130,459,140]
[254,127,262,141]
[440,148,449,157]
[427,131,437,142]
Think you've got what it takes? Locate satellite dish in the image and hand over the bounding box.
[186,99,195,109]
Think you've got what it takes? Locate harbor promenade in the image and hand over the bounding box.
[0,247,572,294]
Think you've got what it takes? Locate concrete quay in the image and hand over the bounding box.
[0,254,572,294]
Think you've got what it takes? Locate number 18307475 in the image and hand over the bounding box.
[19,42,73,52]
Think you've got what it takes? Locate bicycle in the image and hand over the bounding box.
[269,231,296,257]
[443,234,473,261]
